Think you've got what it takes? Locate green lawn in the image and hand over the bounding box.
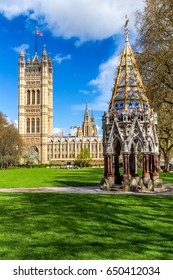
[0,193,173,260]
[0,167,103,188]
[0,167,173,188]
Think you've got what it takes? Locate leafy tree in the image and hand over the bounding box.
[23,146,39,165]
[0,112,23,167]
[135,0,173,171]
[158,104,173,171]
[74,148,92,167]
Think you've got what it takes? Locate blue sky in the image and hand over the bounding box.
[0,0,144,135]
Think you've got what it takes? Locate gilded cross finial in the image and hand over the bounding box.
[124,15,129,42]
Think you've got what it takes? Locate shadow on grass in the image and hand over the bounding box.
[47,168,103,187]
[0,193,173,260]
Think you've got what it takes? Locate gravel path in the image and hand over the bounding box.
[0,184,173,195]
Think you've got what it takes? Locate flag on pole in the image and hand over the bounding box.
[35,28,43,53]
[36,29,43,36]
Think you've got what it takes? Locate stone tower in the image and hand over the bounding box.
[82,104,97,137]
[101,17,162,192]
[18,46,53,163]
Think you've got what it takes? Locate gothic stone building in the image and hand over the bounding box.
[18,47,103,164]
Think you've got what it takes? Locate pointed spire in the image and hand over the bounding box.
[90,109,95,123]
[32,53,40,65]
[19,45,25,65]
[124,15,129,43]
[20,45,24,57]
[84,103,90,122]
[42,44,47,60]
[109,17,150,114]
[26,53,30,65]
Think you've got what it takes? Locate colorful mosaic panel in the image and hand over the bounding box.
[119,72,126,86]
[114,101,125,110]
[115,88,125,99]
[128,65,133,70]
[117,87,124,92]
[127,87,139,99]
[143,102,149,110]
[128,72,136,85]
[115,93,125,100]
[128,101,140,109]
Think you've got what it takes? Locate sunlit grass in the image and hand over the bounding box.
[0,193,173,260]
[0,167,103,188]
[0,167,172,188]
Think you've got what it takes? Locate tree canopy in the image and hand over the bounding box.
[0,112,23,167]
[74,148,92,167]
[136,0,173,106]
[135,0,173,170]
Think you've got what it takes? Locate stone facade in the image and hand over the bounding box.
[18,46,53,163]
[48,105,103,164]
[18,49,103,164]
[47,135,103,164]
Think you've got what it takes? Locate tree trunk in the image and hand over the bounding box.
[163,154,170,172]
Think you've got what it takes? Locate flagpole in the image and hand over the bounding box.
[35,26,38,54]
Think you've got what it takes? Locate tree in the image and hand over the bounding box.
[0,112,23,167]
[74,148,92,167]
[136,0,173,106]
[158,104,173,171]
[135,0,173,171]
[23,146,39,165]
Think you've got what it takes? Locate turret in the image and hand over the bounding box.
[26,53,30,66]
[42,44,47,60]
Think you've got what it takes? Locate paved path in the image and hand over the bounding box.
[0,184,173,195]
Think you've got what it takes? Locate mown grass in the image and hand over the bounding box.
[0,167,103,188]
[0,167,172,188]
[0,193,173,260]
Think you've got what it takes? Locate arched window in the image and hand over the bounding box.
[37,90,40,104]
[32,90,35,104]
[27,90,30,105]
[36,118,40,133]
[32,118,35,133]
[27,118,30,133]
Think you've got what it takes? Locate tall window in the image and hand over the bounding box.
[37,90,40,104]
[27,118,30,133]
[27,90,30,105]
[32,90,35,104]
[36,118,40,133]
[32,118,35,133]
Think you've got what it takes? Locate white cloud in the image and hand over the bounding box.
[96,124,101,132]
[53,127,65,135]
[73,51,120,112]
[53,54,71,64]
[13,120,18,128]
[79,90,89,95]
[89,53,120,111]
[79,89,97,95]
[13,44,29,54]
[6,117,18,127]
[0,0,144,43]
